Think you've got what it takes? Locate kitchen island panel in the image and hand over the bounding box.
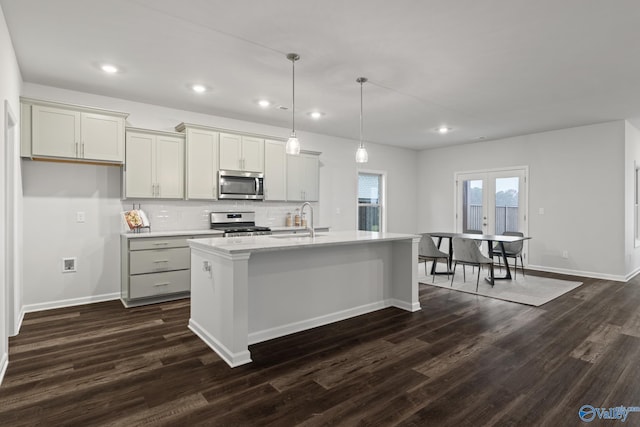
[189,231,420,367]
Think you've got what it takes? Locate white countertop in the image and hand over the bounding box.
[122,226,329,239]
[269,225,330,232]
[188,230,420,255]
[122,229,224,239]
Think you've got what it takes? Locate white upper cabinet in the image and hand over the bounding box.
[241,136,264,172]
[219,132,264,172]
[124,128,184,199]
[264,139,287,201]
[32,105,80,158]
[80,112,125,162]
[184,127,219,200]
[287,152,319,201]
[23,98,127,163]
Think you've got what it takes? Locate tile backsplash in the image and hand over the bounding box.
[120,199,319,232]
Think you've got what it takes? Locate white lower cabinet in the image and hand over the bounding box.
[121,233,220,307]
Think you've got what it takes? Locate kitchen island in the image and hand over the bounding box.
[188,230,421,367]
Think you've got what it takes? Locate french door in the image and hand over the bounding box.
[455,167,527,237]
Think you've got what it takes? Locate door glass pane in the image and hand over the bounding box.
[495,177,519,234]
[462,179,483,233]
[358,173,381,231]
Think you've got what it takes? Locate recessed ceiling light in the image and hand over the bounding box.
[192,84,207,93]
[309,111,324,119]
[437,126,451,134]
[101,64,119,74]
[258,99,271,108]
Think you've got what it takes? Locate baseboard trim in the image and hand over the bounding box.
[248,300,389,345]
[12,307,25,336]
[0,351,8,386]
[624,266,640,282]
[526,265,627,282]
[188,319,251,367]
[390,299,421,312]
[22,292,121,314]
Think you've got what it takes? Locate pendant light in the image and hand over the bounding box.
[285,53,301,155]
[355,77,369,163]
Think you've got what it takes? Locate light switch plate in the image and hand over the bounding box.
[76,211,85,223]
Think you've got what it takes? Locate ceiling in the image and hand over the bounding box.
[3,0,640,150]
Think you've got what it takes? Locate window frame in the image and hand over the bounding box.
[356,169,387,232]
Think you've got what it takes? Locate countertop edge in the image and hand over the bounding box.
[188,231,420,255]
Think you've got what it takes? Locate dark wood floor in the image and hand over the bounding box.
[1,271,639,426]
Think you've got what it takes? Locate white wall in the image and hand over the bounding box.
[418,121,627,280]
[624,121,640,277]
[20,83,419,309]
[0,4,23,383]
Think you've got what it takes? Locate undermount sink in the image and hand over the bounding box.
[271,233,327,239]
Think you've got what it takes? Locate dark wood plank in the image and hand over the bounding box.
[1,271,639,426]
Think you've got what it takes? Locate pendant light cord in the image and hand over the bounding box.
[359,80,364,148]
[291,56,296,134]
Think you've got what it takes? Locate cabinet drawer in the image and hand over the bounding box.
[129,270,190,299]
[129,236,189,251]
[129,247,190,274]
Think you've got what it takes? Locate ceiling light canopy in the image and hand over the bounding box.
[258,99,271,108]
[285,53,301,156]
[191,84,207,93]
[437,126,451,134]
[355,77,369,163]
[309,111,323,119]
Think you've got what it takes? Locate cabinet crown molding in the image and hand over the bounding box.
[20,97,129,118]
[126,127,185,138]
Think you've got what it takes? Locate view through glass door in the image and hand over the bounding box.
[456,168,527,236]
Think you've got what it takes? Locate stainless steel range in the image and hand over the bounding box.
[210,211,271,237]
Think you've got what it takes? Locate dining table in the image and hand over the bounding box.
[427,231,531,286]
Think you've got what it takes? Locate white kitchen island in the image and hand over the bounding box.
[188,230,421,367]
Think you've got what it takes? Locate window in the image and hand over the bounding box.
[358,172,384,231]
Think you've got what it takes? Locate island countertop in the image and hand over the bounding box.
[188,230,420,255]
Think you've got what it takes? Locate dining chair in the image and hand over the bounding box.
[492,231,525,278]
[451,237,495,291]
[465,229,484,273]
[419,233,450,282]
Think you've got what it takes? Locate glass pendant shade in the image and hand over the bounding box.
[286,133,301,155]
[355,145,368,163]
[356,77,369,163]
[286,53,301,155]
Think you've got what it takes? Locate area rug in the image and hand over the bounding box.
[417,263,583,307]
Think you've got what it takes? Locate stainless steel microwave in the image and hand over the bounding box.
[218,170,264,200]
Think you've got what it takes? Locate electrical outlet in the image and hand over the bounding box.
[62,257,77,273]
[562,250,569,259]
[76,211,85,223]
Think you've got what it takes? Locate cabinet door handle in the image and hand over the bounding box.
[153,283,170,287]
[81,142,85,158]
[156,184,160,197]
[75,142,79,157]
[153,260,170,264]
